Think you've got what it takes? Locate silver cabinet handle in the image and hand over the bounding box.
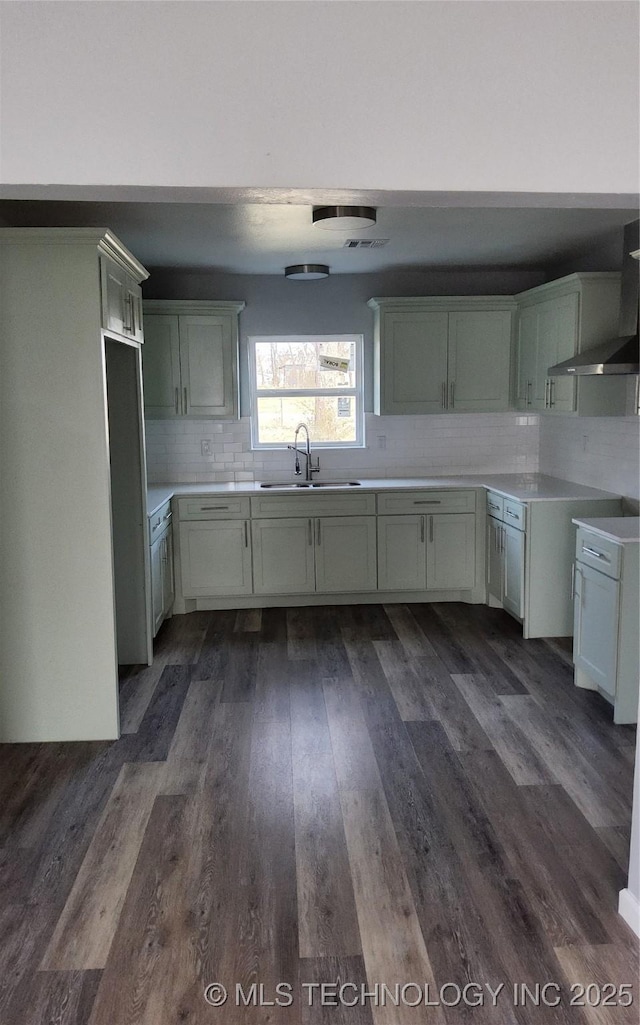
[505,509,520,520]
[570,563,575,599]
[581,546,608,560]
[175,387,179,415]
[429,515,434,543]
[183,387,188,415]
[545,378,551,408]
[500,526,506,553]
[316,519,321,546]
[420,515,425,543]
[441,381,447,409]
[575,565,584,607]
[163,512,172,523]
[244,521,249,547]
[450,381,455,408]
[526,380,532,407]
[308,519,313,546]
[413,500,441,505]
[549,378,555,408]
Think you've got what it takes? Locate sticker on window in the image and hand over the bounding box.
[319,355,351,372]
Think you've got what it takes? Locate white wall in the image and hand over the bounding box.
[1,1,638,194]
[539,414,640,502]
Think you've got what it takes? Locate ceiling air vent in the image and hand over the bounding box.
[343,239,390,249]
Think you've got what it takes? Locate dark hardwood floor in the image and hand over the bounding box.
[0,603,637,1024]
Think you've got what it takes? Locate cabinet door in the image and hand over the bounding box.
[179,520,252,597]
[315,516,378,593]
[515,306,538,410]
[142,315,182,417]
[162,530,175,617]
[447,311,512,412]
[502,524,525,619]
[252,518,315,595]
[101,257,128,337]
[487,516,504,603]
[379,311,449,414]
[150,536,165,636]
[537,295,578,413]
[426,513,476,590]
[377,515,426,591]
[124,280,144,343]
[574,564,619,696]
[179,315,238,418]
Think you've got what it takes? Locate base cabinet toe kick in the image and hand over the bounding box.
[164,486,623,643]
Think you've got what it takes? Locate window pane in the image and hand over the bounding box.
[256,395,358,444]
[255,340,356,389]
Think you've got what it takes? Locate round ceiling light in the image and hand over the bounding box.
[312,206,377,231]
[284,264,330,280]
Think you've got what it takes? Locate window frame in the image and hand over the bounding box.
[248,334,365,450]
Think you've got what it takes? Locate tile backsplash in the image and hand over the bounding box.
[145,413,540,484]
[539,415,640,501]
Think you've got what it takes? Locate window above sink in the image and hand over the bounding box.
[248,335,365,449]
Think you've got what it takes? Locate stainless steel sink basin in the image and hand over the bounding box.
[310,481,361,487]
[259,481,361,489]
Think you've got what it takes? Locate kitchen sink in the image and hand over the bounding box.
[260,481,361,489]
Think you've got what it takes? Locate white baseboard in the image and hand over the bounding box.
[618,888,640,937]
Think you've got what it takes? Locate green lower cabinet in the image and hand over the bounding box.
[250,515,377,595]
[251,518,316,595]
[574,564,619,697]
[179,519,252,597]
[377,512,476,592]
[426,513,476,590]
[315,517,378,593]
[377,515,426,591]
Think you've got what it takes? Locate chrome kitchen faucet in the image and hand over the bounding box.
[287,422,320,482]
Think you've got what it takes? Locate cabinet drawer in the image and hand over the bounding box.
[576,529,621,580]
[486,491,504,520]
[250,492,376,519]
[177,496,251,520]
[503,499,526,531]
[377,489,476,516]
[149,501,172,541]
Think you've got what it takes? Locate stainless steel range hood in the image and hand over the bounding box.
[548,219,639,376]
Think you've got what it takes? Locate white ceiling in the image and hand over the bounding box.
[0,199,637,275]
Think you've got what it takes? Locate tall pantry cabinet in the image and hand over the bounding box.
[0,229,150,742]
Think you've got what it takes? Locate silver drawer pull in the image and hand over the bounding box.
[163,513,172,522]
[506,509,520,519]
[200,505,230,510]
[581,546,609,560]
[413,500,442,505]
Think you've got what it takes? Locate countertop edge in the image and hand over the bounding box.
[148,475,622,515]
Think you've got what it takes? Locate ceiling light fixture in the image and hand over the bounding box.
[284,264,330,280]
[312,206,377,231]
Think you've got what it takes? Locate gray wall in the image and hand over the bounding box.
[144,267,545,414]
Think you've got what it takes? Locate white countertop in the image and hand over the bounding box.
[148,474,621,517]
[572,517,640,544]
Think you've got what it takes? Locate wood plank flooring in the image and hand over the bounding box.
[0,602,637,1025]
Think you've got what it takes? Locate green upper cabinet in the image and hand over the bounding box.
[142,300,245,419]
[447,311,512,412]
[514,273,625,416]
[369,298,515,415]
[378,310,449,413]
